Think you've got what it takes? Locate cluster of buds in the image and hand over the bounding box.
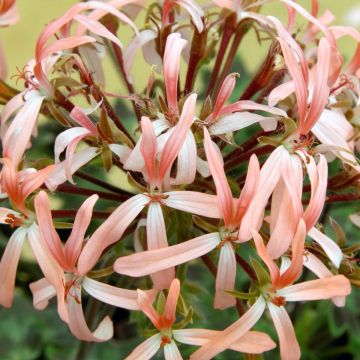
[1,0,360,359]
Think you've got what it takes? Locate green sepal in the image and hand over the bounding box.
[250,257,270,286]
[53,221,74,229]
[193,216,218,233]
[224,289,259,300]
[329,217,347,248]
[156,291,166,315]
[173,307,193,330]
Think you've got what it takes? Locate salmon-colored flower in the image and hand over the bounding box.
[115,127,260,309]
[191,220,351,360]
[125,278,276,359]
[31,190,157,341]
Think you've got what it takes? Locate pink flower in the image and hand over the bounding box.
[31,190,157,341]
[125,278,275,359]
[114,127,260,309]
[0,159,54,307]
[191,220,351,360]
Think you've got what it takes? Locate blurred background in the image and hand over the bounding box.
[1,1,360,359]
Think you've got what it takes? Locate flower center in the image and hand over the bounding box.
[4,213,24,228]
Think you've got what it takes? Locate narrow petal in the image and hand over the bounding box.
[307,227,343,268]
[67,285,113,342]
[147,202,174,289]
[54,128,91,163]
[0,227,27,307]
[157,94,197,184]
[34,191,67,268]
[21,165,55,202]
[173,329,276,354]
[276,219,306,289]
[70,106,98,134]
[190,297,266,360]
[251,229,280,285]
[163,278,181,327]
[29,277,56,310]
[114,233,221,277]
[2,91,44,166]
[27,223,68,322]
[140,117,158,187]
[82,277,157,310]
[137,289,162,330]
[209,112,275,135]
[214,243,236,309]
[163,191,221,218]
[235,154,260,222]
[164,33,187,114]
[125,333,161,360]
[267,303,300,360]
[277,275,351,301]
[173,131,197,186]
[78,194,148,275]
[64,195,98,269]
[123,29,157,83]
[239,146,286,241]
[45,147,100,191]
[210,73,237,123]
[203,127,233,226]
[303,252,345,307]
[164,341,182,360]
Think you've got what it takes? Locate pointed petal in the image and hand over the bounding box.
[173,329,276,353]
[137,289,162,330]
[163,278,181,327]
[70,106,98,134]
[214,243,236,309]
[2,91,44,166]
[157,94,197,184]
[67,285,113,342]
[190,296,266,360]
[140,117,158,187]
[164,33,187,114]
[300,38,331,135]
[125,333,161,360]
[45,147,100,191]
[164,341,182,360]
[147,202,174,289]
[34,191,67,268]
[163,191,221,218]
[54,128,92,163]
[78,194,148,276]
[235,155,260,222]
[21,165,55,201]
[239,146,287,241]
[27,223,68,322]
[203,127,233,225]
[267,302,300,360]
[64,195,98,268]
[209,112,275,135]
[277,275,351,301]
[82,277,157,310]
[210,73,237,122]
[173,131,197,186]
[303,252,345,307]
[0,227,27,307]
[123,29,157,83]
[277,219,306,288]
[114,233,221,277]
[29,277,56,310]
[251,229,280,285]
[307,227,342,268]
[74,14,122,48]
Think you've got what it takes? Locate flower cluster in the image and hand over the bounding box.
[1,0,360,359]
